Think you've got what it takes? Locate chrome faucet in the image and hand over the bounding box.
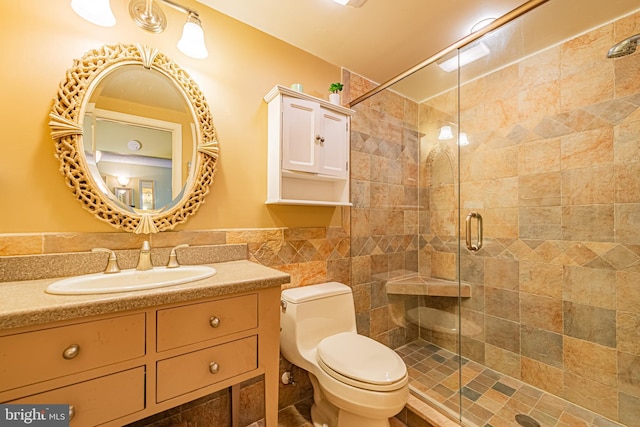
[92,248,120,274]
[136,241,153,271]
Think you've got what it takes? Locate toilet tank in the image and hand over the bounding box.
[280,282,357,361]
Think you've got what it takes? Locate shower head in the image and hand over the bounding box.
[607,34,640,58]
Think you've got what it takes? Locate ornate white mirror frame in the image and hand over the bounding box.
[49,43,219,234]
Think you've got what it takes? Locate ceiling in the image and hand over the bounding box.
[196,0,640,101]
[195,0,529,84]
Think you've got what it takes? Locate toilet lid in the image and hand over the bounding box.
[317,332,407,387]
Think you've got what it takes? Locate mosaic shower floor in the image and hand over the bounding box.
[396,339,624,427]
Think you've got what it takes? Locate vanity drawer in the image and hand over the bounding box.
[0,313,145,392]
[10,366,145,426]
[156,335,257,402]
[156,294,258,351]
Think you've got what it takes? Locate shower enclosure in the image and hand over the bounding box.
[348,0,640,425]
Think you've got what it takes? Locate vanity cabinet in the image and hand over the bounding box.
[264,85,354,206]
[0,286,281,427]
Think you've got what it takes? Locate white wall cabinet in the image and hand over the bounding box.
[264,85,353,206]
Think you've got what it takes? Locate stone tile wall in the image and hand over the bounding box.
[343,70,423,350]
[418,10,640,424]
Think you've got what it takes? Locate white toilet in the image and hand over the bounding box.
[280,282,409,427]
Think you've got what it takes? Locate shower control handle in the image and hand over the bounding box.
[465,212,483,252]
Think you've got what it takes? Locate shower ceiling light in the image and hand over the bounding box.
[70,0,208,59]
[438,42,490,72]
[332,0,368,7]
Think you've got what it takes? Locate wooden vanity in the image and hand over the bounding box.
[0,260,289,427]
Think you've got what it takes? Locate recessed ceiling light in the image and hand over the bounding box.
[437,42,491,72]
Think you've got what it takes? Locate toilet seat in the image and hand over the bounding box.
[317,332,408,392]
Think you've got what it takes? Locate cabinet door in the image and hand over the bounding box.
[282,97,319,173]
[318,107,348,178]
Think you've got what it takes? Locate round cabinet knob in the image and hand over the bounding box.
[69,405,75,421]
[209,362,220,374]
[62,344,80,360]
[209,316,220,328]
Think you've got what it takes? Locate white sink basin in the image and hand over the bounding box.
[45,265,217,295]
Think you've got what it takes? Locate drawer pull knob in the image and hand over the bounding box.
[209,362,220,374]
[62,344,80,360]
[69,405,75,421]
[209,316,221,328]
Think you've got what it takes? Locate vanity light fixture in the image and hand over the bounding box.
[71,0,116,27]
[332,0,368,7]
[70,0,208,59]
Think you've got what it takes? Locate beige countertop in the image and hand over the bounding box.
[0,260,290,331]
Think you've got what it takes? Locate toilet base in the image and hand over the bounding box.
[311,402,391,427]
[309,374,393,427]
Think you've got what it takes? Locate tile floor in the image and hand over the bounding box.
[396,339,625,427]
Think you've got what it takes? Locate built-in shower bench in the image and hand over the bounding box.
[382,271,471,298]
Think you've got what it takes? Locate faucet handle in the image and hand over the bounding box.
[92,248,121,274]
[167,244,189,268]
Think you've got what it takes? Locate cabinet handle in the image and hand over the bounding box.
[62,344,80,360]
[315,134,325,145]
[209,361,220,374]
[69,405,75,421]
[209,316,220,328]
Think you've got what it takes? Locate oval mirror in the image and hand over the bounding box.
[49,44,219,234]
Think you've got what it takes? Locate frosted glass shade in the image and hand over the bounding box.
[71,0,116,27]
[177,15,208,59]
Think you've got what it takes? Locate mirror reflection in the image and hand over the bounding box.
[83,64,196,213]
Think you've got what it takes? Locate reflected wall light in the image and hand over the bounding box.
[332,0,368,7]
[70,0,208,59]
[438,125,454,140]
[437,123,470,146]
[117,176,131,186]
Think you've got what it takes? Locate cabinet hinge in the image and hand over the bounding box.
[346,161,349,171]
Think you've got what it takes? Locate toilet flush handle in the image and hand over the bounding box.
[280,299,287,312]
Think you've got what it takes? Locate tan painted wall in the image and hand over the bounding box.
[0,0,342,233]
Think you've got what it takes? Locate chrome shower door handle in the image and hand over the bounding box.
[465,212,483,252]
